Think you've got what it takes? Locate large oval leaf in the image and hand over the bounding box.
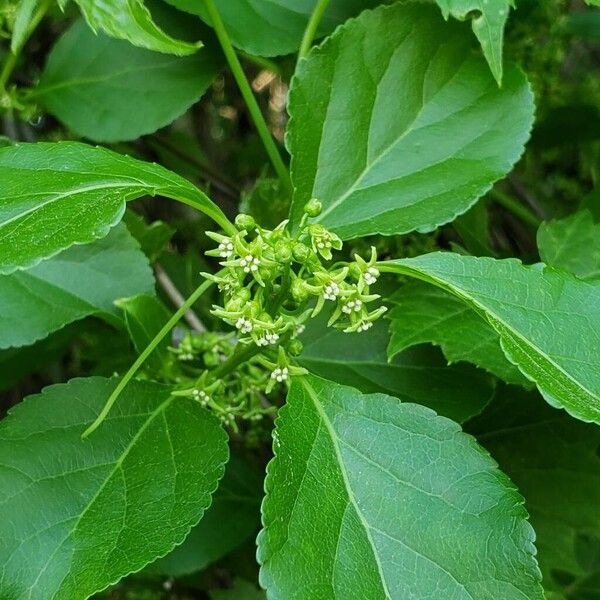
[0,224,154,349]
[73,0,200,55]
[36,20,222,143]
[0,377,228,599]
[0,141,233,274]
[258,375,543,598]
[287,3,534,239]
[299,317,494,423]
[164,0,378,57]
[381,252,600,424]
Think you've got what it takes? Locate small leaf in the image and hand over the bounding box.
[287,3,534,239]
[36,19,222,143]
[468,386,600,595]
[435,0,511,84]
[299,317,494,423]
[148,456,262,576]
[0,376,228,599]
[11,0,38,52]
[117,294,171,373]
[164,0,378,57]
[387,281,530,386]
[382,252,600,424]
[0,141,232,274]
[537,210,600,281]
[0,224,154,349]
[73,0,200,55]
[258,375,543,599]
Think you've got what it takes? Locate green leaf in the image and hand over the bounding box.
[36,19,222,143]
[435,0,511,84]
[164,0,378,57]
[468,386,600,595]
[387,281,530,386]
[0,376,228,599]
[0,141,232,274]
[299,317,494,423]
[0,224,154,349]
[73,0,200,55]
[287,3,534,239]
[148,456,262,577]
[258,375,543,599]
[382,252,600,424]
[117,294,171,374]
[537,210,600,281]
[11,0,38,52]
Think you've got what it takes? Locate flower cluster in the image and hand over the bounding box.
[203,200,387,345]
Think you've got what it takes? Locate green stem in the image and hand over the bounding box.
[172,188,237,237]
[298,0,331,60]
[82,278,215,438]
[0,0,52,91]
[489,188,541,228]
[208,342,264,381]
[204,0,292,195]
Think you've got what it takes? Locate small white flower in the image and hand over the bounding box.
[295,324,306,336]
[235,317,253,333]
[342,299,355,314]
[357,321,373,332]
[265,332,279,344]
[192,389,210,406]
[323,282,340,301]
[364,267,379,285]
[271,367,289,382]
[218,239,234,258]
[179,352,194,361]
[240,254,260,273]
[354,299,362,312]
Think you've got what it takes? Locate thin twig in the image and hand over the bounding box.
[154,264,206,332]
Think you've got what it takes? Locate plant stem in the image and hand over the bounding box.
[82,278,215,438]
[204,0,292,195]
[489,188,542,228]
[0,0,52,91]
[209,342,263,381]
[298,0,331,60]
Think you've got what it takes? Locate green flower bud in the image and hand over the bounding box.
[288,339,304,356]
[292,242,311,263]
[235,213,256,231]
[303,198,322,217]
[291,278,310,303]
[274,240,292,263]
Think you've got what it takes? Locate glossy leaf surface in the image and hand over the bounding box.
[258,375,543,599]
[37,20,221,142]
[287,3,534,239]
[383,252,600,424]
[0,141,231,274]
[0,377,228,599]
[0,224,154,349]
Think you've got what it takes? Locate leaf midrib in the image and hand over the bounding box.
[40,394,175,598]
[301,378,392,600]
[384,261,600,410]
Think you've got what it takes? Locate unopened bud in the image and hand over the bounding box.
[288,339,304,356]
[235,213,255,230]
[303,198,322,218]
